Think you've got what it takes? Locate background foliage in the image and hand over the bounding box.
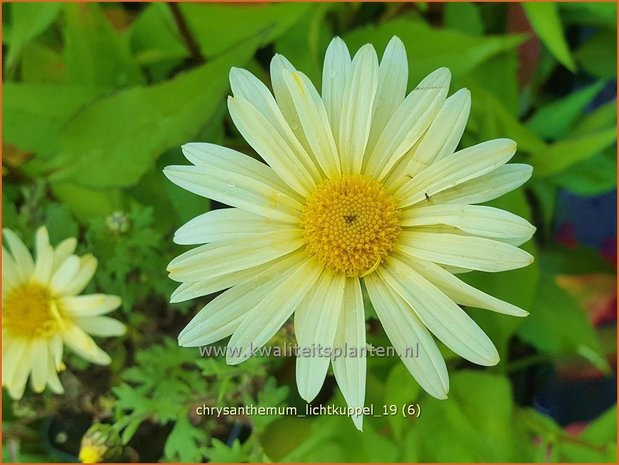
[2,1,617,463]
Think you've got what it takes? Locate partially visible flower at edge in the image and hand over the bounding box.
[2,226,125,399]
[164,36,536,430]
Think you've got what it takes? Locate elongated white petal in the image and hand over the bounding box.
[33,227,54,285]
[366,36,408,152]
[270,54,313,155]
[398,231,534,272]
[165,165,301,224]
[3,228,34,281]
[332,277,366,431]
[397,138,517,208]
[228,96,317,196]
[339,44,379,175]
[76,316,126,337]
[430,164,533,205]
[379,257,499,366]
[52,237,77,273]
[168,230,304,282]
[174,208,294,245]
[401,255,528,316]
[7,344,33,399]
[50,255,80,294]
[295,271,346,402]
[60,254,97,296]
[2,337,27,386]
[178,251,306,346]
[322,37,351,150]
[30,339,49,393]
[365,273,450,398]
[2,247,19,294]
[403,88,471,179]
[61,323,111,365]
[283,69,341,177]
[400,204,536,242]
[226,258,323,364]
[365,68,451,180]
[59,294,122,317]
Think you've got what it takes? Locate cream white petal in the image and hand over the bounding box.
[8,344,33,399]
[46,363,64,394]
[178,251,306,346]
[366,36,409,154]
[61,323,111,365]
[430,164,533,205]
[52,237,77,273]
[365,272,450,398]
[2,247,19,294]
[400,204,536,241]
[403,88,471,179]
[2,337,27,385]
[60,254,98,296]
[165,164,303,224]
[59,294,122,317]
[397,138,517,208]
[75,316,126,337]
[167,230,304,283]
[33,227,54,283]
[332,277,366,431]
[339,44,379,175]
[398,231,534,272]
[379,257,499,366]
[282,69,341,177]
[401,255,528,317]
[226,258,323,365]
[322,36,352,149]
[365,67,451,180]
[174,208,295,245]
[3,228,35,282]
[30,339,49,393]
[270,54,314,155]
[228,96,318,196]
[295,271,346,402]
[49,333,63,369]
[50,255,81,294]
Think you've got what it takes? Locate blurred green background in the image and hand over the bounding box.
[2,1,617,463]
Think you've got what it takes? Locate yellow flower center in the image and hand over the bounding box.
[301,175,400,276]
[3,283,60,338]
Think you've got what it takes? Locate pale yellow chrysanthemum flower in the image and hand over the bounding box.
[2,226,125,399]
[165,36,535,430]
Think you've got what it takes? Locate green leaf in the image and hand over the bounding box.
[554,149,616,197]
[523,3,576,72]
[180,2,312,58]
[343,19,526,87]
[163,414,204,463]
[63,3,144,88]
[443,2,484,36]
[50,181,124,221]
[5,2,61,72]
[20,42,65,84]
[49,37,260,189]
[581,405,617,444]
[572,100,617,137]
[518,274,606,364]
[559,2,617,29]
[526,81,606,140]
[575,30,617,79]
[384,363,421,439]
[529,127,617,176]
[205,439,249,463]
[2,83,104,158]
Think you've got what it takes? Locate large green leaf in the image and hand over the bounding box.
[575,30,617,79]
[180,2,312,58]
[559,2,617,29]
[48,38,260,189]
[344,18,526,87]
[529,127,617,177]
[554,149,616,197]
[443,2,484,36]
[63,3,144,88]
[4,2,61,72]
[526,81,606,140]
[523,2,576,72]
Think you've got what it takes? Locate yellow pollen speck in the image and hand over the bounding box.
[3,283,59,338]
[300,175,400,276]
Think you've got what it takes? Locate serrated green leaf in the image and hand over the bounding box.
[523,3,576,72]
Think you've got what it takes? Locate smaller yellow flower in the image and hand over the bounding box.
[2,226,125,399]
